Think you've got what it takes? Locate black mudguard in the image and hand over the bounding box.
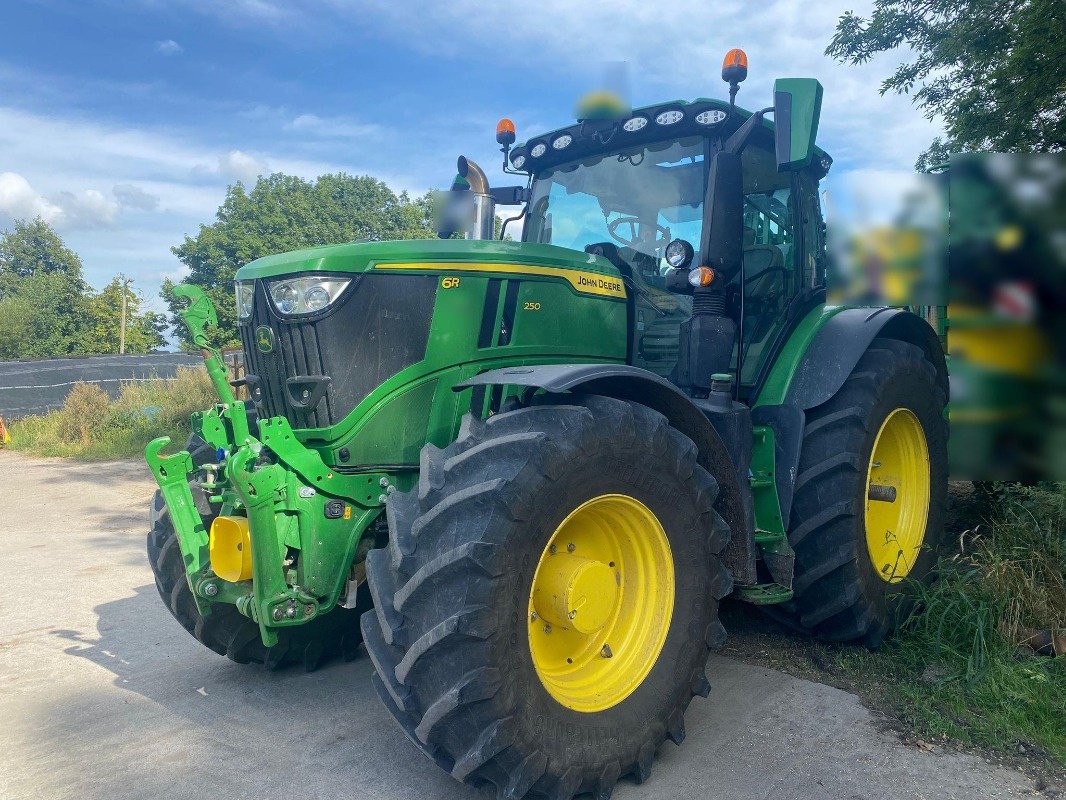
[456,364,757,584]
[785,307,948,411]
[757,307,947,532]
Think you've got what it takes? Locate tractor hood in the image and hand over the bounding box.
[235,238,620,282]
[233,238,628,433]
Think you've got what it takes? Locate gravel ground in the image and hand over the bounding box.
[0,451,1046,800]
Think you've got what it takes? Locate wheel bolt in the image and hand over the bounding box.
[601,643,613,658]
[549,544,557,555]
[530,611,538,622]
[543,624,552,634]
[568,609,577,620]
[202,583,218,597]
[566,543,575,553]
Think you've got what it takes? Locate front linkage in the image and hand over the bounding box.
[145,286,391,647]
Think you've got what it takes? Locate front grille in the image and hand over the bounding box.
[240,273,437,429]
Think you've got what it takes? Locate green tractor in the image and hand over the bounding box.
[147,52,948,800]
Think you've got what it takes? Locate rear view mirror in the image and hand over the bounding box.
[773,78,823,171]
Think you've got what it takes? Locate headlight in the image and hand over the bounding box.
[235,281,254,321]
[665,238,694,269]
[655,109,684,125]
[267,276,351,316]
[695,109,727,125]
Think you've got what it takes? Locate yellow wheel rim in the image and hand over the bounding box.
[864,408,931,583]
[528,494,674,713]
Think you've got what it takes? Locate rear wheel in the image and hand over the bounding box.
[361,396,732,800]
[785,337,948,644]
[146,432,366,669]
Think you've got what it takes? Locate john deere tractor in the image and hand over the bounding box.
[147,51,947,800]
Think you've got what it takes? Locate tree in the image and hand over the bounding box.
[166,173,435,349]
[0,219,91,359]
[826,0,1066,167]
[0,271,90,359]
[0,217,85,299]
[80,277,167,355]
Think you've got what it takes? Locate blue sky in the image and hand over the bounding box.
[0,0,939,318]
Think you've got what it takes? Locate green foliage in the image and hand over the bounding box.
[838,483,1066,764]
[0,271,91,359]
[167,173,436,349]
[0,218,91,359]
[0,218,165,358]
[9,367,216,460]
[79,277,167,355]
[826,0,1066,166]
[0,217,85,297]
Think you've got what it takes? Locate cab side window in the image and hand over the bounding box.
[737,143,799,385]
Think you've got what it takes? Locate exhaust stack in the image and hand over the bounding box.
[457,156,495,240]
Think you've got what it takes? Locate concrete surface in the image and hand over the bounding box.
[0,451,1042,800]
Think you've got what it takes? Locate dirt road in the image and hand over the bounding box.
[0,451,1043,799]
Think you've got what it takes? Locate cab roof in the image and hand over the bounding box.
[510,97,832,178]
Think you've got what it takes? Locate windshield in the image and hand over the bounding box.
[524,137,708,274]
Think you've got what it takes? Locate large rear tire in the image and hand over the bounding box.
[785,337,948,645]
[146,432,367,669]
[361,396,732,800]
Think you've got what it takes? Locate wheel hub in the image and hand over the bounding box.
[533,553,619,634]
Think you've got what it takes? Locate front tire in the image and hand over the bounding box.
[146,432,367,669]
[361,396,732,800]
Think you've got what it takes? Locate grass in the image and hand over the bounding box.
[854,483,1066,766]
[7,367,216,460]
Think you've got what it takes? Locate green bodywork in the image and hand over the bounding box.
[146,93,861,646]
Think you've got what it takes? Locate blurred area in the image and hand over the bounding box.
[828,153,1066,481]
[573,62,632,122]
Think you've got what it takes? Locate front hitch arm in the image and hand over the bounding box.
[145,437,212,616]
[227,446,312,648]
[173,284,236,405]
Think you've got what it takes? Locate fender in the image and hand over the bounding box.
[755,306,948,532]
[455,364,756,584]
[783,307,948,411]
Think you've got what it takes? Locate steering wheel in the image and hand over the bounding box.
[607,216,671,251]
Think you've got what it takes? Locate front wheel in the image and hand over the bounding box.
[361,396,732,800]
[146,432,366,669]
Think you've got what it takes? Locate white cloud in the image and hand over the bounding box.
[113,183,160,211]
[0,173,118,229]
[53,188,120,228]
[0,172,63,223]
[217,149,271,183]
[155,39,184,56]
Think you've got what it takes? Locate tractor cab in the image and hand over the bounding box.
[465,56,830,401]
